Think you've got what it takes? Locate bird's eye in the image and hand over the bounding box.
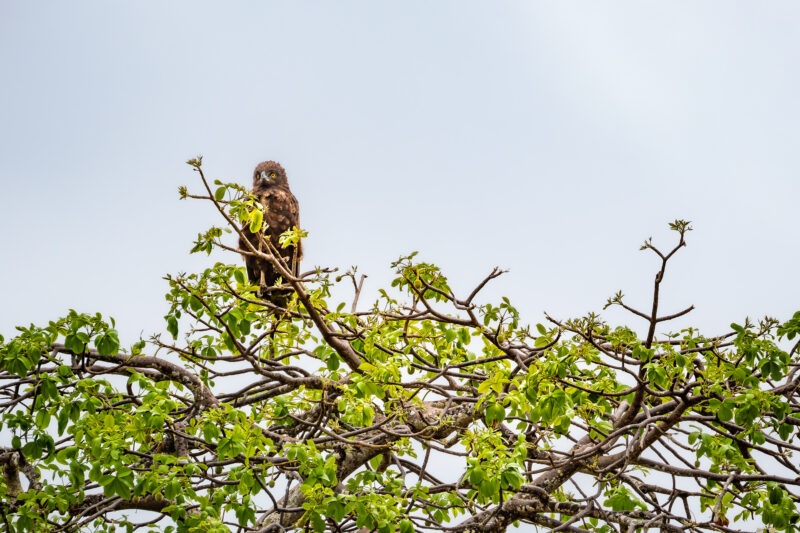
[269,172,277,178]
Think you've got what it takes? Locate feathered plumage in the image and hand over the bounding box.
[239,161,302,305]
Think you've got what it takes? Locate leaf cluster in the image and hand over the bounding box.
[0,162,798,532]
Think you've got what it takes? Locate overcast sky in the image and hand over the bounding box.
[1,2,798,345]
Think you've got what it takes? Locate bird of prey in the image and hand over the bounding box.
[239,161,302,305]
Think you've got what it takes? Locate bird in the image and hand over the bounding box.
[239,161,302,306]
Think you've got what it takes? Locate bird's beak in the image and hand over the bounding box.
[259,171,269,182]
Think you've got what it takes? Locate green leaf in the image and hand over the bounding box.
[22,439,42,460]
[165,315,179,339]
[326,354,340,371]
[64,333,86,355]
[249,209,264,233]
[35,409,51,429]
[399,519,415,533]
[501,468,524,490]
[529,335,545,348]
[717,401,733,422]
[469,466,485,485]
[327,501,346,522]
[104,475,132,499]
[485,403,505,425]
[310,511,325,532]
[604,486,646,512]
[95,329,120,356]
[188,295,203,312]
[2,342,36,376]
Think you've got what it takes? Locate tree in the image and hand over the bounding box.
[1,158,799,533]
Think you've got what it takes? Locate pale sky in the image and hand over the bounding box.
[1,2,798,345]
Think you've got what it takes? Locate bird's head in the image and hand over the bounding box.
[253,161,289,189]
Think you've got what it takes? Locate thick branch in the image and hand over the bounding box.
[51,344,219,409]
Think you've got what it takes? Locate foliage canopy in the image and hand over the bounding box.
[1,159,799,532]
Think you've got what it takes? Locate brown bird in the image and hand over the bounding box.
[239,161,302,306]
